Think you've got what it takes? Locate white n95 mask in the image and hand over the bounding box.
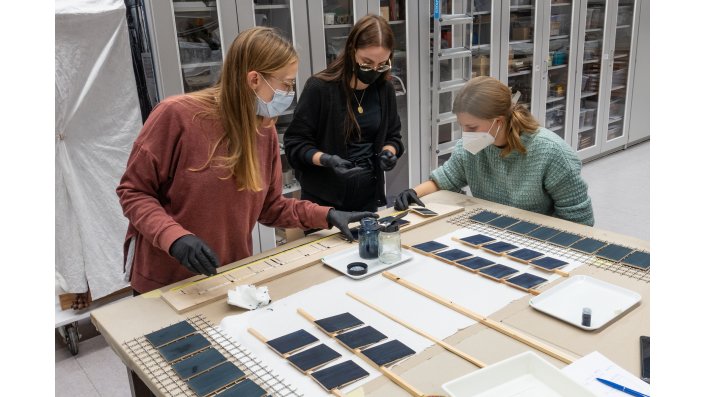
[462,119,498,155]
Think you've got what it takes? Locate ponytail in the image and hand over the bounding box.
[502,104,539,157]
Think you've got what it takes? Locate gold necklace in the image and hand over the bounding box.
[352,89,366,114]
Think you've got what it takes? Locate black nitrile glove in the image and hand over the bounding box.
[320,153,365,178]
[327,209,379,241]
[169,235,220,276]
[394,188,425,210]
[378,150,397,171]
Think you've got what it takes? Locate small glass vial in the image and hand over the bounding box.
[582,307,592,327]
[378,223,401,264]
[358,217,379,259]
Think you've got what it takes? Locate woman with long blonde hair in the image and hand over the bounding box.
[395,76,594,226]
[117,27,374,293]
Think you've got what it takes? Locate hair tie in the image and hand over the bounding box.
[511,91,521,108]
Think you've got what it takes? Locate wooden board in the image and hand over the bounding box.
[161,202,464,313]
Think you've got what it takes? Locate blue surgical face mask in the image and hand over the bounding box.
[254,73,295,117]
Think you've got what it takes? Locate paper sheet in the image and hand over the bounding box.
[562,351,650,396]
[219,228,584,396]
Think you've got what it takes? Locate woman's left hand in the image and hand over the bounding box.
[379,149,397,171]
[327,209,378,241]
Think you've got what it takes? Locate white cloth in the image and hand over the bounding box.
[55,0,141,298]
[227,285,272,310]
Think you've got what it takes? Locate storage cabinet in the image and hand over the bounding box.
[136,0,647,249]
[570,0,641,159]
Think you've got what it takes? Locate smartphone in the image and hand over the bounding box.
[409,206,438,217]
[640,336,650,383]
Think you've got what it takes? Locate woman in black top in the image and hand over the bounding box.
[284,15,404,212]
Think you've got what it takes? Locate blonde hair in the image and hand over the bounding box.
[452,76,539,157]
[186,27,297,191]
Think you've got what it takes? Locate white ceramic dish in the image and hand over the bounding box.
[442,351,596,397]
[321,247,413,280]
[529,275,641,331]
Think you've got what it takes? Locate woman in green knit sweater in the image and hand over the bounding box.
[395,76,594,226]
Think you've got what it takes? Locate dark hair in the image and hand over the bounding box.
[452,76,540,157]
[315,14,394,141]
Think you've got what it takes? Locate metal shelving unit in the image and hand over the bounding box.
[428,1,475,169]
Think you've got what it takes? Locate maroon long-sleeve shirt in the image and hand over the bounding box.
[117,96,331,292]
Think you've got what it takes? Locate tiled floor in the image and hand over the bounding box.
[56,329,132,397]
[582,141,650,241]
[54,141,649,397]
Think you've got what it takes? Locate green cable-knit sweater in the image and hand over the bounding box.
[430,128,594,226]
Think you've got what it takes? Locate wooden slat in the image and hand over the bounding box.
[382,271,577,364]
[161,203,464,313]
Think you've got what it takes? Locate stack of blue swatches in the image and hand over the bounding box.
[411,239,552,291]
[468,210,650,269]
[145,321,267,397]
[261,312,416,392]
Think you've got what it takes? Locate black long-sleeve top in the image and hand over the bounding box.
[284,76,404,209]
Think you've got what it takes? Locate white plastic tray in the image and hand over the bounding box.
[529,275,641,331]
[442,351,595,397]
[321,246,413,280]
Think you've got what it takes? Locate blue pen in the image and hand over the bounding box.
[596,378,649,397]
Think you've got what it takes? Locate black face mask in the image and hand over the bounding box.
[355,67,382,85]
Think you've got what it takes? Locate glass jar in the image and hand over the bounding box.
[358,217,379,259]
[378,223,401,264]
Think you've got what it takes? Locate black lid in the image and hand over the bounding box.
[382,222,400,233]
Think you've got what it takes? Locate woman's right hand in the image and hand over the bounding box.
[169,235,219,276]
[394,188,425,210]
[320,154,365,178]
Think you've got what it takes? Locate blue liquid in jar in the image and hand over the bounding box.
[358,217,379,259]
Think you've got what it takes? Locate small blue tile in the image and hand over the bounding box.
[158,333,210,363]
[570,238,607,254]
[530,256,568,270]
[315,312,364,334]
[482,241,519,254]
[311,360,369,391]
[287,344,342,372]
[487,216,521,229]
[266,329,318,355]
[361,340,415,366]
[527,226,562,241]
[145,321,196,348]
[596,244,634,262]
[459,234,496,246]
[469,210,501,223]
[506,273,548,290]
[479,264,519,280]
[621,251,650,269]
[435,248,473,261]
[172,347,226,380]
[507,221,541,235]
[411,241,448,253]
[335,326,387,350]
[216,379,267,397]
[507,248,544,262]
[186,362,245,397]
[547,232,584,247]
[456,256,495,270]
